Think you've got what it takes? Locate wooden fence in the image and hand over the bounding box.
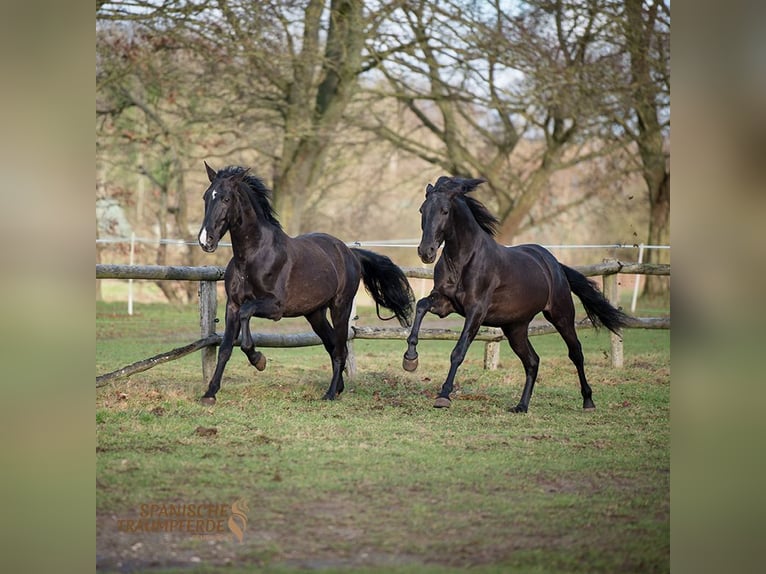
[96,261,670,386]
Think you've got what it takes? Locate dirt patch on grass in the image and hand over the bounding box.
[97,470,667,572]
[97,485,534,571]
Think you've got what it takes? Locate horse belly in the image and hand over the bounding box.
[283,242,343,316]
[283,268,339,316]
[482,282,549,326]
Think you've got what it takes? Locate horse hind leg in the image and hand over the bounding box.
[543,309,595,410]
[502,323,540,413]
[326,304,354,400]
[307,307,347,400]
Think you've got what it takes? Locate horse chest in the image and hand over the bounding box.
[434,273,471,315]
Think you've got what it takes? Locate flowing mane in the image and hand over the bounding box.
[219,165,282,230]
[432,175,498,237]
[461,195,499,237]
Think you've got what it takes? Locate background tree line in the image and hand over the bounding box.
[96,0,669,303]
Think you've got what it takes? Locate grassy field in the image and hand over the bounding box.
[96,300,670,573]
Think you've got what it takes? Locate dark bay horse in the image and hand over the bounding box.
[403,176,630,412]
[197,163,414,404]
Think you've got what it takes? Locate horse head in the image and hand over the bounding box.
[198,162,250,253]
[417,176,487,263]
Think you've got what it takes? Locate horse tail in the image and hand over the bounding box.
[352,249,415,327]
[561,264,630,335]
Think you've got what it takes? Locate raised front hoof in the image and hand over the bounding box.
[253,353,267,371]
[200,396,217,406]
[433,397,452,409]
[508,404,528,414]
[402,354,419,372]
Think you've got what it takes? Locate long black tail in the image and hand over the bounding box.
[561,264,631,335]
[352,249,415,327]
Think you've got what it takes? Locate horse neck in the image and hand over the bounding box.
[442,200,489,262]
[228,198,284,261]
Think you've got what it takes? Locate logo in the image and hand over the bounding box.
[117,499,250,542]
[228,498,249,543]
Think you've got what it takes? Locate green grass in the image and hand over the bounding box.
[96,301,669,573]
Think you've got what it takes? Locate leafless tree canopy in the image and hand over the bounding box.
[97,0,669,301]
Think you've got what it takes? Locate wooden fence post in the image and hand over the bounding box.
[601,264,624,369]
[345,296,357,378]
[484,341,500,370]
[199,280,218,383]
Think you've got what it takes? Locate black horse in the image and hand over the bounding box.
[197,163,414,404]
[403,176,630,412]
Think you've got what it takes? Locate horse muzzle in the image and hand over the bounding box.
[418,243,438,264]
[198,227,218,253]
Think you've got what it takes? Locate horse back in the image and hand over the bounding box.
[224,232,357,316]
[445,243,567,325]
[501,244,570,293]
[283,233,359,309]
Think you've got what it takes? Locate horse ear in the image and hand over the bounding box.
[234,167,251,181]
[461,178,487,193]
[425,183,434,196]
[204,161,217,183]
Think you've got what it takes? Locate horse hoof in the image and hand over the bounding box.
[200,396,216,406]
[433,397,451,408]
[508,404,527,413]
[583,398,596,410]
[583,404,596,411]
[402,355,419,372]
[322,393,337,401]
[255,354,267,371]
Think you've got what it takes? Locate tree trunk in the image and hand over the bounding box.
[624,0,670,300]
[495,146,564,245]
[272,0,363,235]
[274,140,323,237]
[153,182,183,304]
[495,170,550,245]
[169,156,200,302]
[643,170,670,298]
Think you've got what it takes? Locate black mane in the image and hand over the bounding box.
[432,175,498,236]
[461,195,499,236]
[219,165,282,230]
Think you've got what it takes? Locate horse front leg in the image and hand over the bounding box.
[239,296,284,372]
[201,301,241,405]
[403,292,454,372]
[434,308,486,408]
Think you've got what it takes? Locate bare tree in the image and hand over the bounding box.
[619,0,670,298]
[98,1,410,237]
[360,0,627,243]
[97,20,203,302]
[97,0,669,288]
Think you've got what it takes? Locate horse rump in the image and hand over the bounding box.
[352,248,415,327]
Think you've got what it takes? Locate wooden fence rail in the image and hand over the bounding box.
[96,261,670,386]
